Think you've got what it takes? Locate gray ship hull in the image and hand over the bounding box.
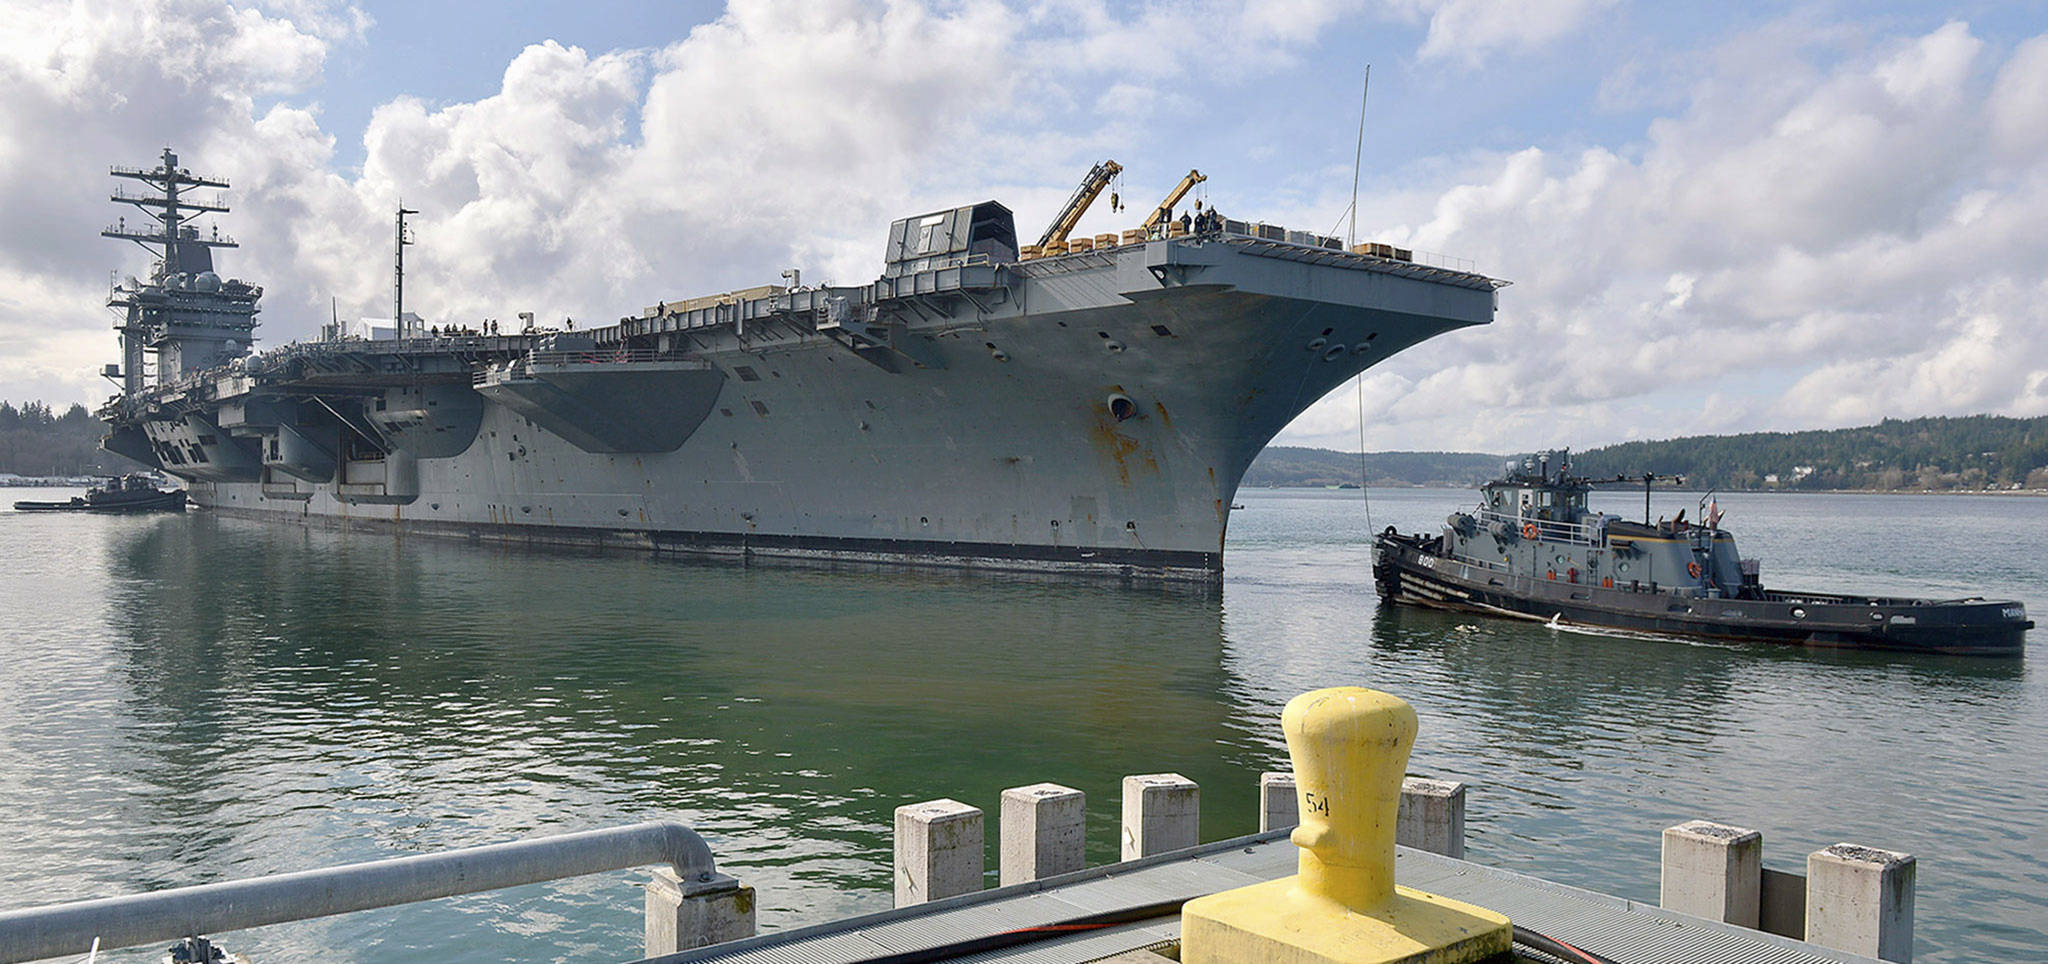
[113,227,1501,581]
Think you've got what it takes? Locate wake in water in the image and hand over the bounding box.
[1539,612,1744,650]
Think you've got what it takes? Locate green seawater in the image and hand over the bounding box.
[0,487,2041,961]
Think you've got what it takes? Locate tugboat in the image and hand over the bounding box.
[13,474,187,513]
[1372,451,2030,656]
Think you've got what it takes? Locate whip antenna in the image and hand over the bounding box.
[1349,65,1370,247]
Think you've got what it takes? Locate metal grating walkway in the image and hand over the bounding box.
[639,830,1881,964]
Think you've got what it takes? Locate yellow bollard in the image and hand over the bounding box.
[1181,687,1510,964]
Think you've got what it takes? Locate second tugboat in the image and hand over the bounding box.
[1373,451,2030,656]
[12,474,187,513]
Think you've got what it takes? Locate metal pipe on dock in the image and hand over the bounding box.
[0,821,732,964]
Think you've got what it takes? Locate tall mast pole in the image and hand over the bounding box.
[1348,65,1370,247]
[395,204,416,339]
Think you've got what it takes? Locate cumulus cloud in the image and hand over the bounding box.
[0,0,353,405]
[1283,17,2048,452]
[2,1,2041,463]
[1395,0,1622,66]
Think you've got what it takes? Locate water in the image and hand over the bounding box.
[0,486,2042,962]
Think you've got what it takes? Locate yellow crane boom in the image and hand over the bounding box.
[1143,169,1207,230]
[1037,160,1122,248]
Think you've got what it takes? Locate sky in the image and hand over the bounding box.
[1,0,2044,454]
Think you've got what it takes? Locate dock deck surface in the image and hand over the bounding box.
[641,830,1881,963]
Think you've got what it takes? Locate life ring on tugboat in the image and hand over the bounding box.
[1523,523,1540,540]
[1687,561,1703,579]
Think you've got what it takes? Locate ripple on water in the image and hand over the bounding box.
[0,490,2041,961]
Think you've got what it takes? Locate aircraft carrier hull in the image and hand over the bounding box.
[111,226,1501,582]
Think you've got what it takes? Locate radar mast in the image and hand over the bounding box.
[103,148,260,391]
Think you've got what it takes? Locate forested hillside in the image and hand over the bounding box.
[1571,415,2048,491]
[1243,447,1503,487]
[1247,415,2048,492]
[0,401,128,476]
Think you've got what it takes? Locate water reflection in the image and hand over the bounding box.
[2,487,2042,963]
[69,514,1262,957]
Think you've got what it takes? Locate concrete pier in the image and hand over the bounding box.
[1397,777,1467,859]
[1258,771,1296,832]
[1120,773,1199,860]
[893,799,984,906]
[644,869,756,956]
[1806,844,1914,962]
[999,783,1086,885]
[1660,820,1763,928]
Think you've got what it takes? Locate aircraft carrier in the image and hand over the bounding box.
[97,152,1506,581]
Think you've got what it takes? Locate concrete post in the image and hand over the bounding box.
[893,799,984,906]
[1397,777,1467,859]
[644,869,755,956]
[1659,820,1762,927]
[1806,844,1914,962]
[1259,772,1297,832]
[999,783,1086,885]
[1121,773,1199,860]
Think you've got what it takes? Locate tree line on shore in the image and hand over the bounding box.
[1568,415,2048,491]
[1245,415,2048,491]
[0,401,130,477]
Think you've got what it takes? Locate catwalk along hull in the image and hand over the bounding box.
[111,218,1501,581]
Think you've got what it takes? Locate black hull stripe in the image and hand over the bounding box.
[202,503,1223,581]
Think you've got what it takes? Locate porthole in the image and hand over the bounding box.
[1321,345,1346,361]
[1792,607,1807,619]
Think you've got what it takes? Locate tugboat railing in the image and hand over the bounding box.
[1473,509,1597,546]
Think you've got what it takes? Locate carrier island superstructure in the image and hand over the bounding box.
[97,151,1507,581]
